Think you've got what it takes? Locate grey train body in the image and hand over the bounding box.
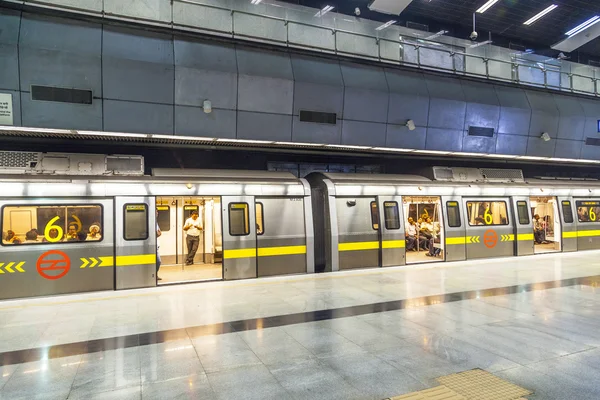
[1,169,600,300]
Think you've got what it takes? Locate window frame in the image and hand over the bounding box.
[123,203,149,241]
[255,202,265,236]
[575,200,600,223]
[1,203,104,246]
[561,200,574,224]
[446,201,461,228]
[228,202,250,237]
[156,205,171,232]
[516,201,530,225]
[466,201,510,227]
[370,201,380,231]
[383,201,401,230]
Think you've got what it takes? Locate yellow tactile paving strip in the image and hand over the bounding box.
[388,369,532,400]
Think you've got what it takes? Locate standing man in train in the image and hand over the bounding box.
[156,209,162,281]
[183,211,202,265]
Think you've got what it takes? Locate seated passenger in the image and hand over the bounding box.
[43,228,61,242]
[77,231,88,242]
[24,230,38,244]
[418,220,433,250]
[65,225,78,241]
[12,238,22,244]
[405,217,418,251]
[475,217,485,226]
[87,223,102,241]
[423,217,441,257]
[3,230,16,244]
[533,214,548,244]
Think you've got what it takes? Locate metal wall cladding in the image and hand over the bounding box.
[2,8,600,158]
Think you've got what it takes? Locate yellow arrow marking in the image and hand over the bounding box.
[80,258,89,269]
[15,262,25,273]
[89,258,98,268]
[99,257,114,267]
[0,263,4,274]
[4,262,14,273]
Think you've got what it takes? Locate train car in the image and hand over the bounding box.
[307,167,600,272]
[0,152,314,300]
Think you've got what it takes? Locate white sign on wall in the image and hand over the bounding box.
[0,93,13,126]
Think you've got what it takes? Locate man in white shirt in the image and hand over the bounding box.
[405,217,418,251]
[183,211,202,265]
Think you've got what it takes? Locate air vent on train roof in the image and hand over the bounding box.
[431,166,524,183]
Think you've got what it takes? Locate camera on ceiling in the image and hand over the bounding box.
[470,31,478,41]
[354,7,360,16]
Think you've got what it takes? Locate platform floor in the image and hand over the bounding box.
[157,263,222,284]
[0,251,599,400]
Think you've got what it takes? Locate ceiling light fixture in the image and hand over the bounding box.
[314,5,334,18]
[250,0,262,4]
[565,15,600,37]
[375,20,397,31]
[476,0,499,14]
[523,4,558,25]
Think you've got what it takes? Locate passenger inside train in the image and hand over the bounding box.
[530,197,561,253]
[404,197,444,264]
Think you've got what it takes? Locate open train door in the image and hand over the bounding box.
[115,197,157,289]
[557,197,577,252]
[377,196,405,267]
[442,196,466,261]
[511,197,534,256]
[222,196,257,280]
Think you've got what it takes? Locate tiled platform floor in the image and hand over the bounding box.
[0,251,599,399]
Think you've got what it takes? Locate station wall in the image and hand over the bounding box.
[1,8,600,159]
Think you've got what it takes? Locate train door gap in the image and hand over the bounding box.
[403,196,444,264]
[530,196,561,254]
[156,196,223,284]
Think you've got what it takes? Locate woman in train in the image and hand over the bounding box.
[87,223,102,241]
[43,228,61,242]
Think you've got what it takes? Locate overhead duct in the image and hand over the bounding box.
[427,167,524,183]
[368,0,413,15]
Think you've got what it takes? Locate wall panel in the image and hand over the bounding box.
[237,111,292,141]
[21,92,101,130]
[385,125,426,150]
[293,82,343,116]
[292,118,341,144]
[341,120,386,147]
[103,100,173,134]
[175,106,236,138]
[238,75,293,115]
[175,67,237,109]
[425,128,463,152]
[343,88,388,123]
[553,139,582,159]
[495,134,528,155]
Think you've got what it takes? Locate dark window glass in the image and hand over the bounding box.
[575,201,600,223]
[299,110,337,125]
[156,206,170,232]
[31,85,92,105]
[383,202,400,230]
[466,201,509,226]
[516,201,530,225]
[446,201,461,228]
[124,204,148,240]
[256,203,264,235]
[2,204,103,245]
[370,201,379,230]
[229,203,249,236]
[562,201,574,223]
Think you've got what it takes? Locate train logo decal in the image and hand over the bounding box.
[483,230,498,249]
[37,250,71,280]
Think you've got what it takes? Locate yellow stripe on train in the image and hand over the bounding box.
[223,246,308,259]
[338,241,380,251]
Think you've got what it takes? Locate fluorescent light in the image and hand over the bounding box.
[566,15,600,36]
[476,0,499,13]
[413,150,451,155]
[450,152,488,157]
[78,131,148,138]
[274,141,324,147]
[523,4,558,25]
[0,126,71,134]
[485,154,518,159]
[325,144,372,150]
[517,156,550,161]
[372,147,415,152]
[375,20,397,31]
[151,134,215,141]
[314,5,334,17]
[425,30,448,40]
[250,0,262,4]
[215,138,274,144]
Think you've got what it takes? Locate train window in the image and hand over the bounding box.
[229,203,249,236]
[383,202,400,230]
[156,206,170,232]
[370,202,379,230]
[124,204,148,240]
[446,202,461,227]
[575,201,600,223]
[1,204,103,245]
[466,201,509,226]
[562,201,574,223]
[516,201,530,225]
[256,203,264,235]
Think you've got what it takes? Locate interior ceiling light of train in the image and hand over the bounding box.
[1,126,600,167]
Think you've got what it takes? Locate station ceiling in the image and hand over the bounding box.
[279,0,600,59]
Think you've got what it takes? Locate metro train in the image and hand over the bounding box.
[1,152,600,301]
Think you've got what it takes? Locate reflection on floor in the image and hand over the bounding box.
[535,242,560,254]
[158,263,222,284]
[406,249,443,264]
